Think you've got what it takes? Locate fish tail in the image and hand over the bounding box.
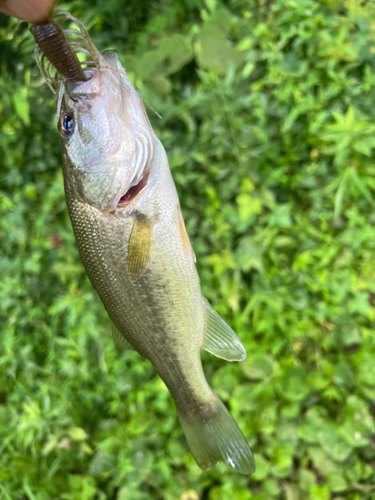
[177,392,255,475]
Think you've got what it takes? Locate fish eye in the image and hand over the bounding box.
[59,113,75,138]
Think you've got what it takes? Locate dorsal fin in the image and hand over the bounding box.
[177,205,196,265]
[201,299,246,362]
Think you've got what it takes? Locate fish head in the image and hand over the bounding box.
[59,50,154,215]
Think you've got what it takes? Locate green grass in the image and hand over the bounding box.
[1,0,375,498]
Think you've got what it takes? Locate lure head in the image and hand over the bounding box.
[59,50,154,215]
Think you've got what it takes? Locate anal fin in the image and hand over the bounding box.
[111,320,135,351]
[202,298,246,361]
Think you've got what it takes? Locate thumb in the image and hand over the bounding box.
[0,0,57,23]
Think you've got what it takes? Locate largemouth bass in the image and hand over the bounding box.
[53,42,254,474]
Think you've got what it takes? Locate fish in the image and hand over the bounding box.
[45,25,255,474]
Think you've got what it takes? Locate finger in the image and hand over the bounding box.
[0,0,57,23]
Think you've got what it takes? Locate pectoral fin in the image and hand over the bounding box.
[201,299,246,361]
[128,214,154,281]
[111,320,135,351]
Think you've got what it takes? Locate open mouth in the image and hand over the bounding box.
[117,171,149,206]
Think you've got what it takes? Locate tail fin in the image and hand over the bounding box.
[177,393,255,475]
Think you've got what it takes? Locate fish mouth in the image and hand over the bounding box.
[116,169,150,208]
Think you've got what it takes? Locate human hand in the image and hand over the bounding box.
[0,0,56,23]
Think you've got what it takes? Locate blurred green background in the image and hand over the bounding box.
[1,0,375,498]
